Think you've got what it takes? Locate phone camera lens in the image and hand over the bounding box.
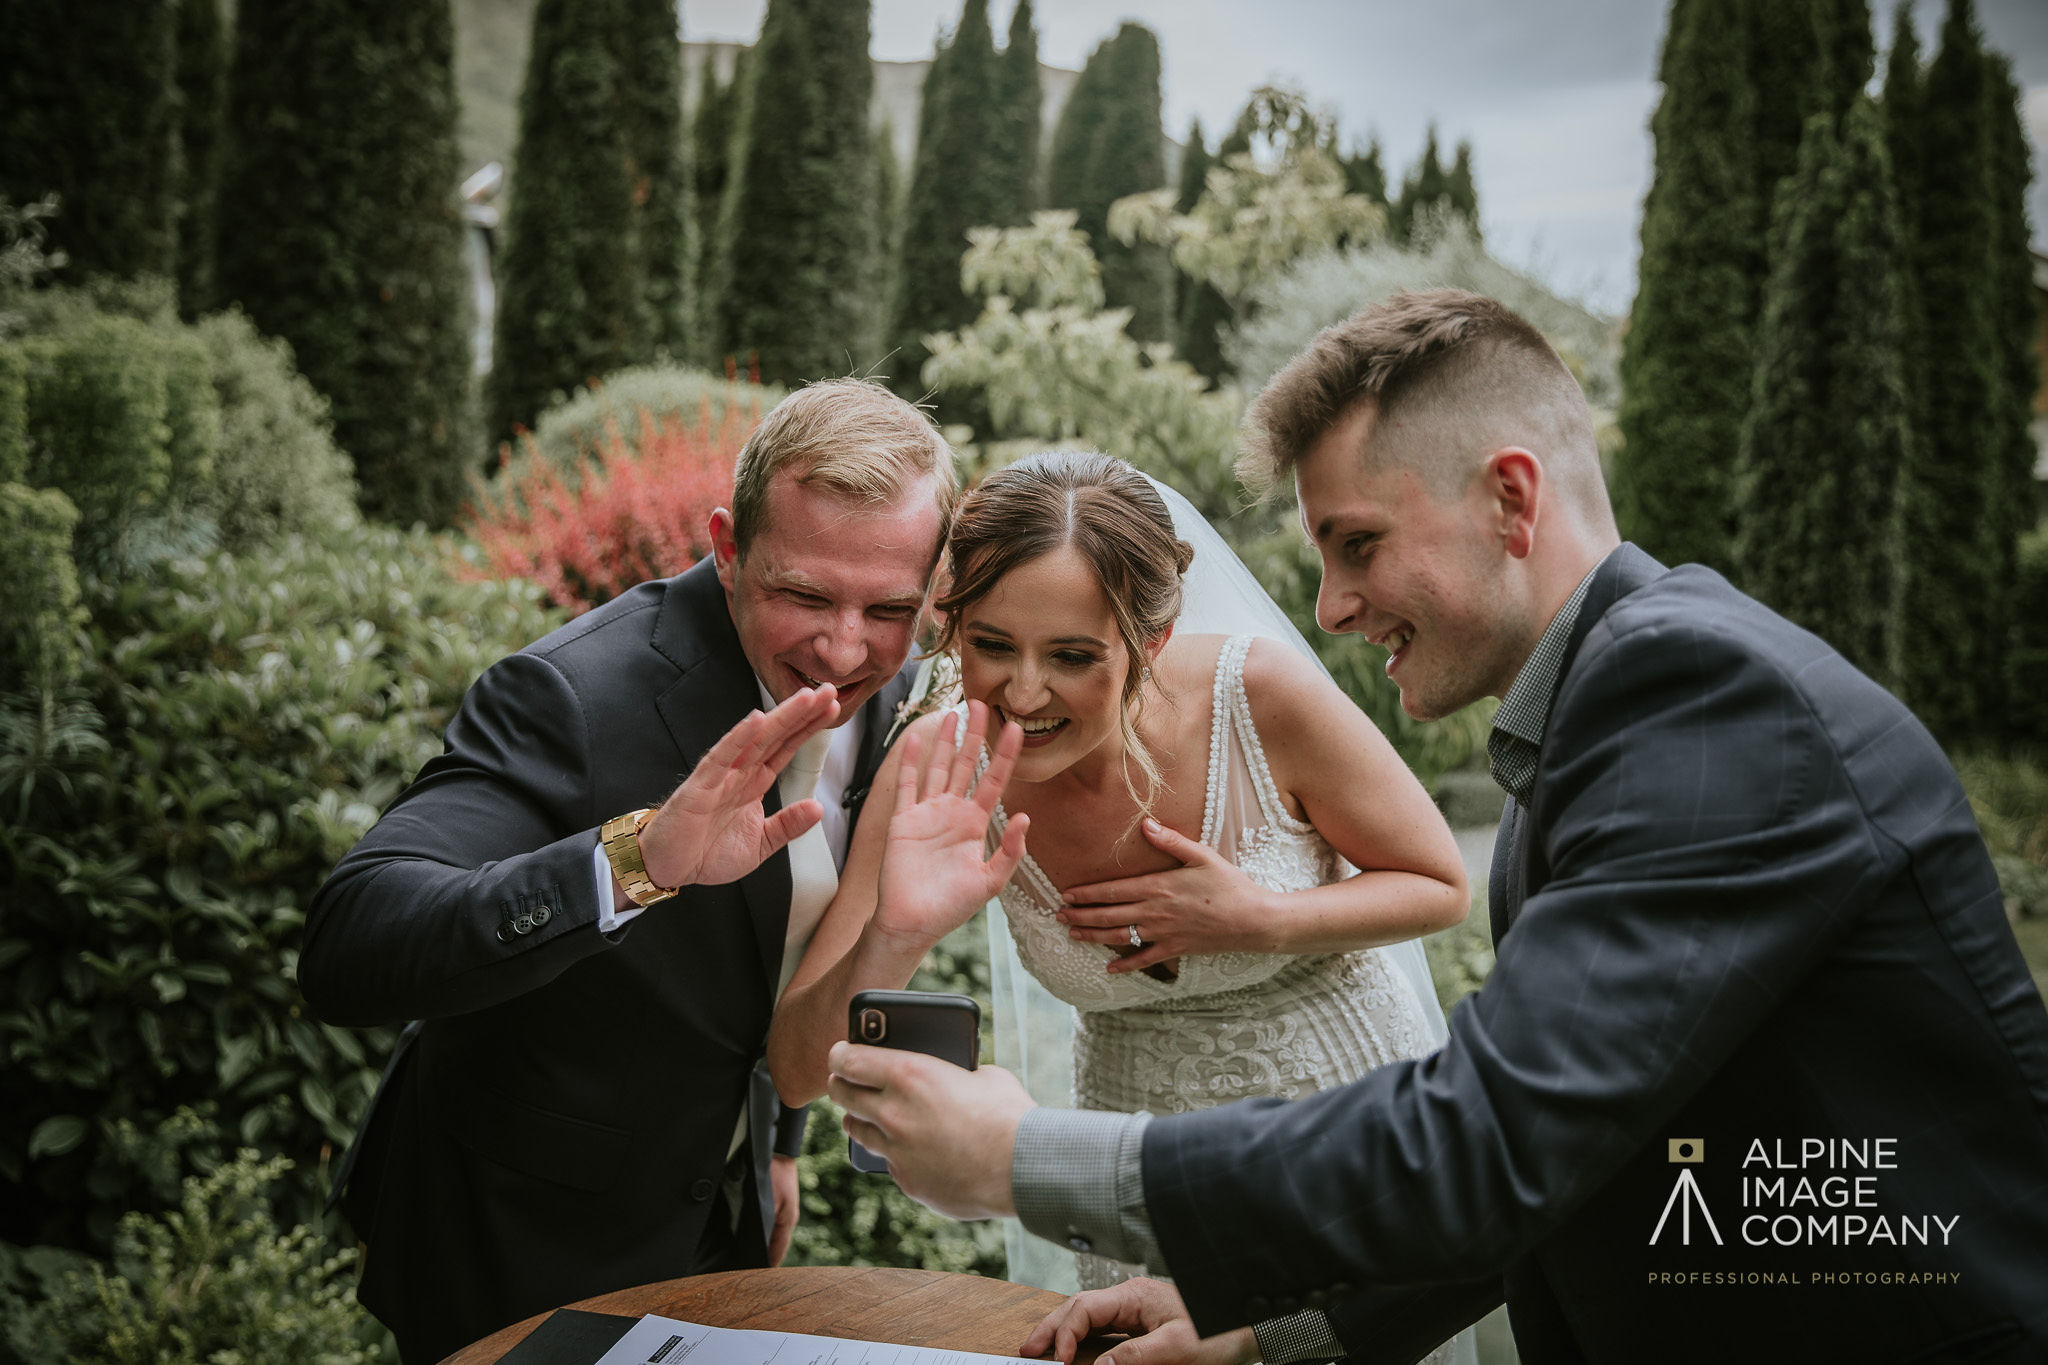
[858,1009,887,1042]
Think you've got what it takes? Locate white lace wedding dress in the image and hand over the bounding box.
[990,637,1446,1340]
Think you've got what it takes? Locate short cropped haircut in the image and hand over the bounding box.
[731,378,958,556]
[1239,289,1609,519]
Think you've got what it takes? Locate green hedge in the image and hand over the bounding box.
[0,482,83,693]
[18,315,178,569]
[0,523,561,1256]
[0,343,26,480]
[4,1113,387,1365]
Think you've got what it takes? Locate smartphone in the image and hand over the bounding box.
[845,989,980,1174]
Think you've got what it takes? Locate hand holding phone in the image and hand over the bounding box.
[846,989,979,1173]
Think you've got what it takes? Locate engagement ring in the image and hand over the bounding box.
[1128,924,1143,948]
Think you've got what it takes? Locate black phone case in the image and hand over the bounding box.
[846,989,979,1173]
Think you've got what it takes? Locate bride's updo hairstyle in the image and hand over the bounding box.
[934,450,1195,815]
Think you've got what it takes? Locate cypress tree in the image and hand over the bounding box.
[690,49,743,363]
[1173,120,1231,382]
[1342,138,1389,206]
[0,0,179,280]
[1392,127,1452,243]
[1891,0,2004,738]
[1613,0,1760,574]
[1982,55,2038,739]
[890,0,1002,392]
[1880,11,1928,438]
[1735,98,1913,685]
[871,119,903,381]
[1045,40,1108,219]
[489,0,684,445]
[1044,23,1170,341]
[173,0,227,318]
[1446,140,1481,239]
[714,0,879,384]
[988,0,1042,226]
[217,0,473,526]
[621,0,689,359]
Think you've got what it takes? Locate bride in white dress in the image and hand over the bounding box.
[770,451,1472,1363]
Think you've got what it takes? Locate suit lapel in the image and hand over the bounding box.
[1510,543,1670,921]
[1488,794,1523,946]
[649,561,795,996]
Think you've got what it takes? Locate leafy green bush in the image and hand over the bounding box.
[1423,887,1496,1015]
[0,523,562,1257]
[0,342,25,478]
[190,307,357,553]
[7,1115,385,1365]
[2008,524,2048,747]
[1956,750,2048,920]
[0,482,84,692]
[524,364,782,477]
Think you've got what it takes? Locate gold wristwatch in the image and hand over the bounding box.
[601,808,679,907]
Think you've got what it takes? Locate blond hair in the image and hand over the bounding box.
[731,378,958,556]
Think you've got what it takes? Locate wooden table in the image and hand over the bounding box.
[440,1266,1104,1365]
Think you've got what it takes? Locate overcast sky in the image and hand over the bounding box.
[683,0,2048,316]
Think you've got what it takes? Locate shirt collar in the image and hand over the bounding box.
[1486,561,1601,803]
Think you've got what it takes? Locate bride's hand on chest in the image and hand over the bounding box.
[1048,815,1278,976]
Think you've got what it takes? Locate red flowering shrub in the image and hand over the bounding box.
[460,402,760,613]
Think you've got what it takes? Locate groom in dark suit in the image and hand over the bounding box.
[300,379,954,1364]
[826,292,2048,1363]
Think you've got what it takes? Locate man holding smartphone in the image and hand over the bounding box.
[301,380,959,1365]
[826,294,2048,1364]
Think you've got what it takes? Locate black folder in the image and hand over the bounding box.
[492,1309,638,1365]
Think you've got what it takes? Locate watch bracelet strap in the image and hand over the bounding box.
[602,808,679,907]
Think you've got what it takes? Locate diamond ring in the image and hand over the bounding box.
[1127,924,1143,948]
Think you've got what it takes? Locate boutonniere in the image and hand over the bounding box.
[880,651,962,753]
[844,652,963,809]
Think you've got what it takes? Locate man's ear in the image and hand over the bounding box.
[1486,450,1543,559]
[708,508,740,589]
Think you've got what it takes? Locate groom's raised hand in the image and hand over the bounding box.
[630,684,841,897]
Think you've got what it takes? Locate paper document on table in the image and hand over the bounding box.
[592,1316,1038,1365]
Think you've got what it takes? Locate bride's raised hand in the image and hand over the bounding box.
[872,701,1029,945]
[1056,817,1274,973]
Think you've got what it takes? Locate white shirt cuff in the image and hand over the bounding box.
[592,840,645,933]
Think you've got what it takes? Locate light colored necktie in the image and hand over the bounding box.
[728,730,842,1167]
[774,731,838,1003]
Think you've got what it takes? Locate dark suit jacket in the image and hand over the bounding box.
[300,559,912,1365]
[1140,546,2048,1364]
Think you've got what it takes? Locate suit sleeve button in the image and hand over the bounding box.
[533,904,552,926]
[513,914,533,934]
[496,923,516,943]
[690,1178,716,1201]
